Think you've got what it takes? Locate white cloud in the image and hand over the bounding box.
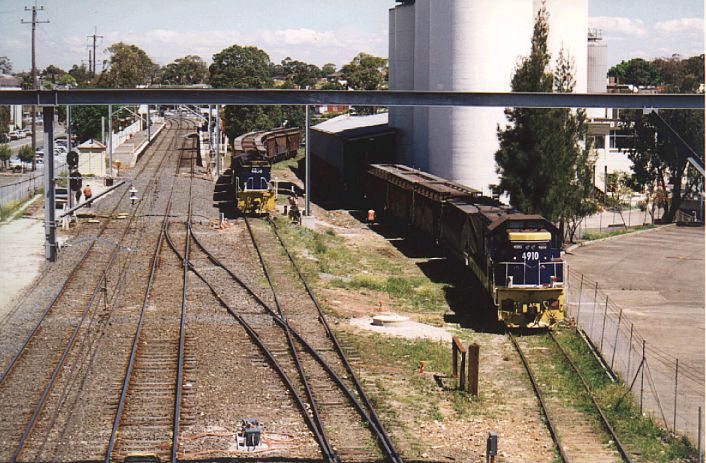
[261,28,340,48]
[589,16,648,38]
[654,17,704,36]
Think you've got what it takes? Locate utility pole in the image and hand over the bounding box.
[87,27,103,77]
[22,3,49,172]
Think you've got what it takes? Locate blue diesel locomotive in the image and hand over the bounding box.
[366,164,565,327]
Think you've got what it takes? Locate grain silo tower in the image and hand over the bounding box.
[388,0,589,194]
[587,28,608,119]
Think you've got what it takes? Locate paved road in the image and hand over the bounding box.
[5,127,66,154]
[566,225,704,443]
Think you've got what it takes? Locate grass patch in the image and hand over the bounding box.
[582,223,655,241]
[271,148,304,175]
[0,199,23,221]
[272,215,449,314]
[331,274,445,312]
[554,327,697,462]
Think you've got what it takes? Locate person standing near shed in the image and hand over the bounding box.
[83,184,93,207]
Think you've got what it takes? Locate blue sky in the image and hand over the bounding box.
[0,0,703,74]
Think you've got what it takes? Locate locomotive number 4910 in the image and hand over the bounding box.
[522,251,540,260]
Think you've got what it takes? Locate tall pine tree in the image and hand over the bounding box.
[495,4,595,236]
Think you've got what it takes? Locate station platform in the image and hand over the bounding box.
[112,123,165,170]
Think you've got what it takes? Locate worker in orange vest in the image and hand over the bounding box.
[83,184,93,207]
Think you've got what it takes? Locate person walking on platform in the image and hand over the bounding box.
[83,184,93,207]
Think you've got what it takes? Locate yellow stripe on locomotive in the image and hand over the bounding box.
[234,158,276,215]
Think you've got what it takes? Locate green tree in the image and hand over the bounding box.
[0,56,12,74]
[0,106,9,135]
[17,144,34,168]
[41,65,66,82]
[71,105,109,143]
[209,44,279,139]
[68,64,92,87]
[98,42,159,88]
[0,144,11,170]
[653,54,704,93]
[321,63,337,76]
[495,5,594,236]
[161,55,208,86]
[280,57,321,88]
[340,52,387,90]
[608,58,661,86]
[621,109,704,222]
[340,52,387,114]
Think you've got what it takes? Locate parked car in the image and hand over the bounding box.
[9,131,23,140]
[22,127,32,136]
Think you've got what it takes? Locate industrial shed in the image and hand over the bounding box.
[310,113,396,207]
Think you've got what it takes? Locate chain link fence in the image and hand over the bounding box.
[566,269,704,450]
[0,172,43,210]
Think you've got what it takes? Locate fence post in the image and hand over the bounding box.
[468,343,480,396]
[452,338,458,379]
[600,296,609,351]
[673,359,679,432]
[611,308,622,369]
[459,350,466,391]
[590,282,599,335]
[698,406,702,463]
[576,274,584,327]
[626,323,634,378]
[640,340,646,414]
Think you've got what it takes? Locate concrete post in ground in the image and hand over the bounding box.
[43,106,56,262]
[67,105,72,209]
[640,340,646,414]
[147,105,151,141]
[673,358,679,432]
[590,281,599,335]
[600,296,609,351]
[627,323,634,378]
[215,104,221,177]
[468,343,479,395]
[698,406,702,463]
[108,104,113,177]
[459,350,466,391]
[305,104,311,216]
[576,273,584,327]
[611,308,622,369]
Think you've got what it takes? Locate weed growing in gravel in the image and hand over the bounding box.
[554,328,697,463]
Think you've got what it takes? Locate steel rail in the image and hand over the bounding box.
[171,131,195,463]
[9,121,180,463]
[0,89,703,109]
[267,217,403,463]
[548,331,633,463]
[508,332,570,463]
[187,230,401,462]
[162,229,333,462]
[104,121,190,463]
[244,217,337,463]
[0,120,174,389]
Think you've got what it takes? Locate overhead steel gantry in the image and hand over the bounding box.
[1,89,701,262]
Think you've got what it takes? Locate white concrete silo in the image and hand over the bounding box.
[390,3,415,166]
[587,29,608,119]
[412,0,430,171]
[388,8,397,130]
[427,0,534,192]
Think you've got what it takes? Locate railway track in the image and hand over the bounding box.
[0,119,189,462]
[154,207,401,462]
[105,121,198,463]
[508,330,633,463]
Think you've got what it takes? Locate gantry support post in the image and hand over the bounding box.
[43,106,56,261]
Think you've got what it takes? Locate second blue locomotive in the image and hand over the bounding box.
[366,164,565,327]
